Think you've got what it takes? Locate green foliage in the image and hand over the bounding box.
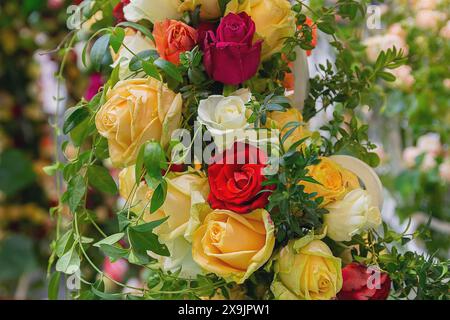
[0,149,36,197]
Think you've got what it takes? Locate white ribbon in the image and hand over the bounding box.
[292,47,310,111]
[329,155,384,208]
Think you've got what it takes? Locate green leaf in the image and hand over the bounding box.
[129,225,170,257]
[94,137,110,160]
[142,60,161,80]
[150,180,167,213]
[143,141,166,182]
[56,229,74,258]
[131,217,169,233]
[129,49,159,71]
[154,58,183,83]
[93,233,125,248]
[91,285,122,300]
[378,71,396,82]
[43,162,64,176]
[87,165,118,195]
[55,244,80,275]
[110,27,125,53]
[117,21,155,42]
[91,34,111,71]
[117,210,132,232]
[67,175,86,213]
[99,244,129,261]
[48,272,61,300]
[317,22,335,34]
[218,0,232,15]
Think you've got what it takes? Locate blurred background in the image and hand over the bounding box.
[0,0,448,299]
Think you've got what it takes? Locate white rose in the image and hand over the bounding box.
[324,189,382,242]
[123,0,182,23]
[197,89,253,150]
[112,29,155,80]
[417,133,442,156]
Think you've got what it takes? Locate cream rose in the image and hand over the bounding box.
[178,0,221,20]
[119,168,211,276]
[111,28,155,80]
[123,0,182,23]
[271,235,342,300]
[324,189,382,242]
[197,89,254,150]
[226,0,295,60]
[95,78,182,167]
[192,209,275,284]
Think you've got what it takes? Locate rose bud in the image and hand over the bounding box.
[203,12,262,85]
[338,263,391,300]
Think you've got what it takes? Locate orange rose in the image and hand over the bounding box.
[153,19,198,65]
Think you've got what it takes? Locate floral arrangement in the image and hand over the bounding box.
[48,0,450,300]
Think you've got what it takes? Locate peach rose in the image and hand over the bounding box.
[153,20,198,65]
[95,78,182,167]
[192,209,275,283]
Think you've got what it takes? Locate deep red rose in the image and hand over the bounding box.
[202,12,262,85]
[113,0,130,24]
[198,21,218,50]
[338,263,391,300]
[207,143,275,214]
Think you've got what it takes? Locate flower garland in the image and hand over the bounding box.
[49,0,449,300]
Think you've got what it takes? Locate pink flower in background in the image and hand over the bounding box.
[439,160,450,182]
[103,257,129,282]
[85,73,103,101]
[415,10,446,30]
[440,21,450,40]
[417,133,442,156]
[202,12,262,85]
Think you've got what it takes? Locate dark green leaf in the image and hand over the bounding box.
[87,165,118,194]
[91,34,111,71]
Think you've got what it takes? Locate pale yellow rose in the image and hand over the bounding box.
[95,78,182,168]
[324,188,382,242]
[119,168,211,276]
[226,0,295,60]
[271,236,342,300]
[300,157,360,206]
[267,107,309,150]
[192,209,275,284]
[178,0,221,20]
[123,0,182,23]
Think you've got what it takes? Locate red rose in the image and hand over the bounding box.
[207,143,275,214]
[113,0,130,24]
[202,12,262,85]
[338,263,391,300]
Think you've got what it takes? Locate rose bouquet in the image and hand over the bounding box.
[49,0,449,300]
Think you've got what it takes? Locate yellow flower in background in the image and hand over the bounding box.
[178,0,221,20]
[226,0,295,60]
[267,107,309,150]
[324,188,382,242]
[192,209,275,284]
[300,157,360,206]
[272,236,342,300]
[95,78,182,168]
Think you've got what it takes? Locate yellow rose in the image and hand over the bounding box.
[178,0,221,20]
[95,78,182,168]
[119,168,211,276]
[300,157,360,206]
[272,236,342,300]
[226,0,295,60]
[267,107,309,150]
[192,209,275,284]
